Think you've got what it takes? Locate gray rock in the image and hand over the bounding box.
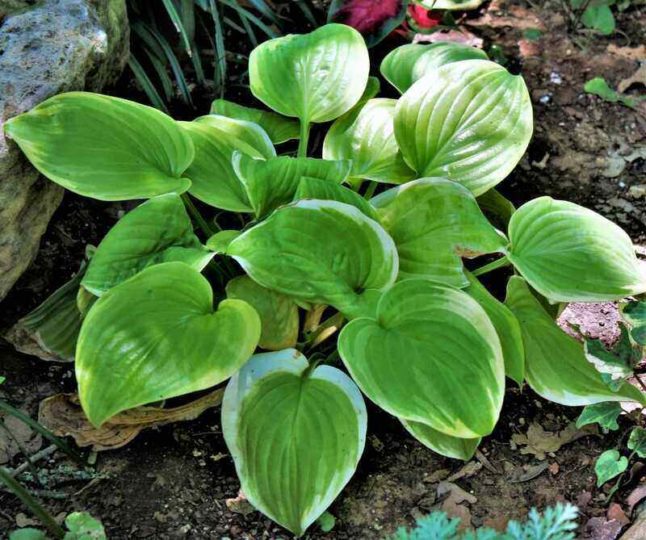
[0,0,129,301]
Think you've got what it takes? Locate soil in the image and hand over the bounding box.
[1,1,645,538]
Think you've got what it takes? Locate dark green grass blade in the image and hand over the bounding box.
[127,55,169,112]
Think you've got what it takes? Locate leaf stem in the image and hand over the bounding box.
[181,193,217,237]
[297,120,310,158]
[0,467,65,539]
[471,256,511,277]
[363,181,378,200]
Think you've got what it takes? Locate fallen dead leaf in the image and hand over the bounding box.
[226,490,255,516]
[583,516,624,540]
[509,462,549,483]
[413,30,483,48]
[627,483,646,513]
[607,503,630,526]
[618,64,646,94]
[424,468,451,484]
[437,482,476,531]
[447,461,482,482]
[511,422,595,460]
[0,413,43,464]
[38,389,223,451]
[607,44,646,61]
[549,462,560,475]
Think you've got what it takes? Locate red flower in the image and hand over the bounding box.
[408,4,441,29]
[336,0,402,34]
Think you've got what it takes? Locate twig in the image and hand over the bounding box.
[10,445,58,478]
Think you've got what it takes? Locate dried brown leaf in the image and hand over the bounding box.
[38,389,223,451]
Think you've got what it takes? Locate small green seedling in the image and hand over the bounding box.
[4,24,646,536]
[584,77,639,109]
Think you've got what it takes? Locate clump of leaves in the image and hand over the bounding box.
[4,23,646,536]
[577,299,646,495]
[9,511,106,540]
[389,503,578,540]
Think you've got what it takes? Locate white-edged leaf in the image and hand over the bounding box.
[222,349,367,536]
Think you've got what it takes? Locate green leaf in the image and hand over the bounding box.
[226,200,398,318]
[372,178,506,287]
[6,263,89,362]
[582,5,615,34]
[323,98,414,184]
[226,276,299,351]
[63,512,106,540]
[210,99,300,144]
[623,300,646,345]
[584,77,637,109]
[464,272,525,385]
[179,115,276,212]
[477,188,516,229]
[595,449,627,487]
[504,276,645,406]
[82,194,213,296]
[401,419,481,461]
[4,92,194,200]
[249,24,370,124]
[294,176,379,220]
[381,42,488,94]
[394,60,533,196]
[222,349,367,536]
[9,530,46,540]
[584,329,638,389]
[232,153,351,218]
[507,197,646,302]
[316,511,336,533]
[339,279,505,438]
[628,427,646,458]
[576,402,622,431]
[206,230,241,253]
[77,262,261,426]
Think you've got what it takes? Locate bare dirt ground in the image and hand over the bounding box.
[1,1,645,538]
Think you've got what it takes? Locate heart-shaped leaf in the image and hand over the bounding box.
[226,276,299,351]
[595,449,627,487]
[323,98,414,184]
[294,176,379,220]
[394,60,533,196]
[339,279,505,438]
[576,402,622,431]
[401,419,481,461]
[504,276,645,406]
[210,99,300,143]
[179,115,275,212]
[232,153,351,218]
[226,200,398,318]
[628,427,646,458]
[381,42,488,93]
[82,194,213,296]
[249,24,370,124]
[77,262,261,426]
[4,92,194,200]
[222,349,366,536]
[508,197,646,302]
[372,178,506,287]
[464,272,524,385]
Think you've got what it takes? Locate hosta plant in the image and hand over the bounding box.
[5,23,646,536]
